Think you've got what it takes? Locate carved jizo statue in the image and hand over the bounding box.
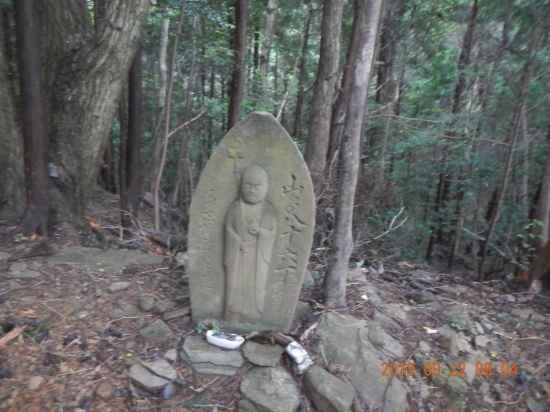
[224,165,277,324]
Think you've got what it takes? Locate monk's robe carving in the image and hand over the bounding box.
[224,165,277,324]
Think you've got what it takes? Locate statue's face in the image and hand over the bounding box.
[241,167,268,204]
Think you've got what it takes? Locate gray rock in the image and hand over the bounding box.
[138,296,155,311]
[240,366,300,412]
[347,267,367,283]
[47,246,164,272]
[437,325,459,356]
[302,270,314,286]
[405,291,436,304]
[139,319,173,343]
[530,313,547,323]
[379,303,410,321]
[164,349,177,362]
[369,323,404,357]
[162,306,191,321]
[18,296,37,307]
[108,282,130,293]
[10,262,27,271]
[64,299,81,313]
[242,341,285,367]
[446,376,469,395]
[293,300,310,322]
[526,396,546,412]
[303,366,356,412]
[180,335,244,376]
[0,251,12,261]
[152,301,177,314]
[511,308,534,319]
[112,302,140,317]
[358,286,382,304]
[128,359,177,390]
[8,270,41,279]
[316,313,408,412]
[8,280,20,290]
[373,311,402,332]
[418,341,431,353]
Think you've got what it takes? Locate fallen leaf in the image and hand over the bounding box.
[424,327,438,334]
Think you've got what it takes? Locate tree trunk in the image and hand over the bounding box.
[304,0,344,190]
[37,0,149,222]
[324,0,385,308]
[149,5,170,192]
[227,0,247,130]
[327,0,362,167]
[531,138,550,250]
[479,25,542,278]
[14,0,50,235]
[293,2,312,140]
[0,8,25,217]
[170,16,197,208]
[259,0,277,106]
[121,48,142,231]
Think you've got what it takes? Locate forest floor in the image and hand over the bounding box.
[0,188,549,412]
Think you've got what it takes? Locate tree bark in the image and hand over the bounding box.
[304,0,344,190]
[531,137,550,250]
[259,0,277,106]
[14,0,50,235]
[37,0,149,222]
[324,0,385,308]
[0,8,25,217]
[293,2,312,140]
[121,48,142,231]
[227,0,247,130]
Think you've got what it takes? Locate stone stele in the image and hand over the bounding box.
[188,111,315,333]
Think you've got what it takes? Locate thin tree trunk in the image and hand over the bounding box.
[13,0,50,235]
[324,0,385,308]
[149,5,170,192]
[259,0,277,106]
[227,0,247,130]
[121,48,142,231]
[531,131,550,250]
[304,0,344,190]
[170,16,197,207]
[479,27,542,278]
[293,2,312,139]
[153,0,186,231]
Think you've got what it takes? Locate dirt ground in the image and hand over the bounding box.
[0,189,549,412]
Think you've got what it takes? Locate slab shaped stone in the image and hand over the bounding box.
[316,313,409,412]
[303,366,356,412]
[188,112,315,334]
[180,335,244,376]
[129,359,177,390]
[139,319,173,343]
[240,366,300,412]
[242,341,285,367]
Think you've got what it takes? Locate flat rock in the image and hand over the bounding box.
[138,296,155,311]
[373,311,402,332]
[47,246,164,272]
[7,270,41,279]
[164,349,177,362]
[240,366,300,412]
[8,280,20,290]
[64,299,82,313]
[129,359,176,390]
[152,301,177,314]
[316,312,408,412]
[28,375,46,391]
[0,251,11,261]
[303,366,357,412]
[108,282,130,293]
[405,291,436,304]
[10,262,27,271]
[180,335,244,376]
[19,296,37,307]
[511,308,534,319]
[293,300,310,322]
[117,302,140,317]
[347,267,367,283]
[139,319,173,343]
[369,323,404,356]
[162,306,191,321]
[242,341,285,367]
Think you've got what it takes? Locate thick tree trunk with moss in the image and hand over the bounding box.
[324,0,385,308]
[39,0,149,222]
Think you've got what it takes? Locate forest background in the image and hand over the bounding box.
[1,0,550,301]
